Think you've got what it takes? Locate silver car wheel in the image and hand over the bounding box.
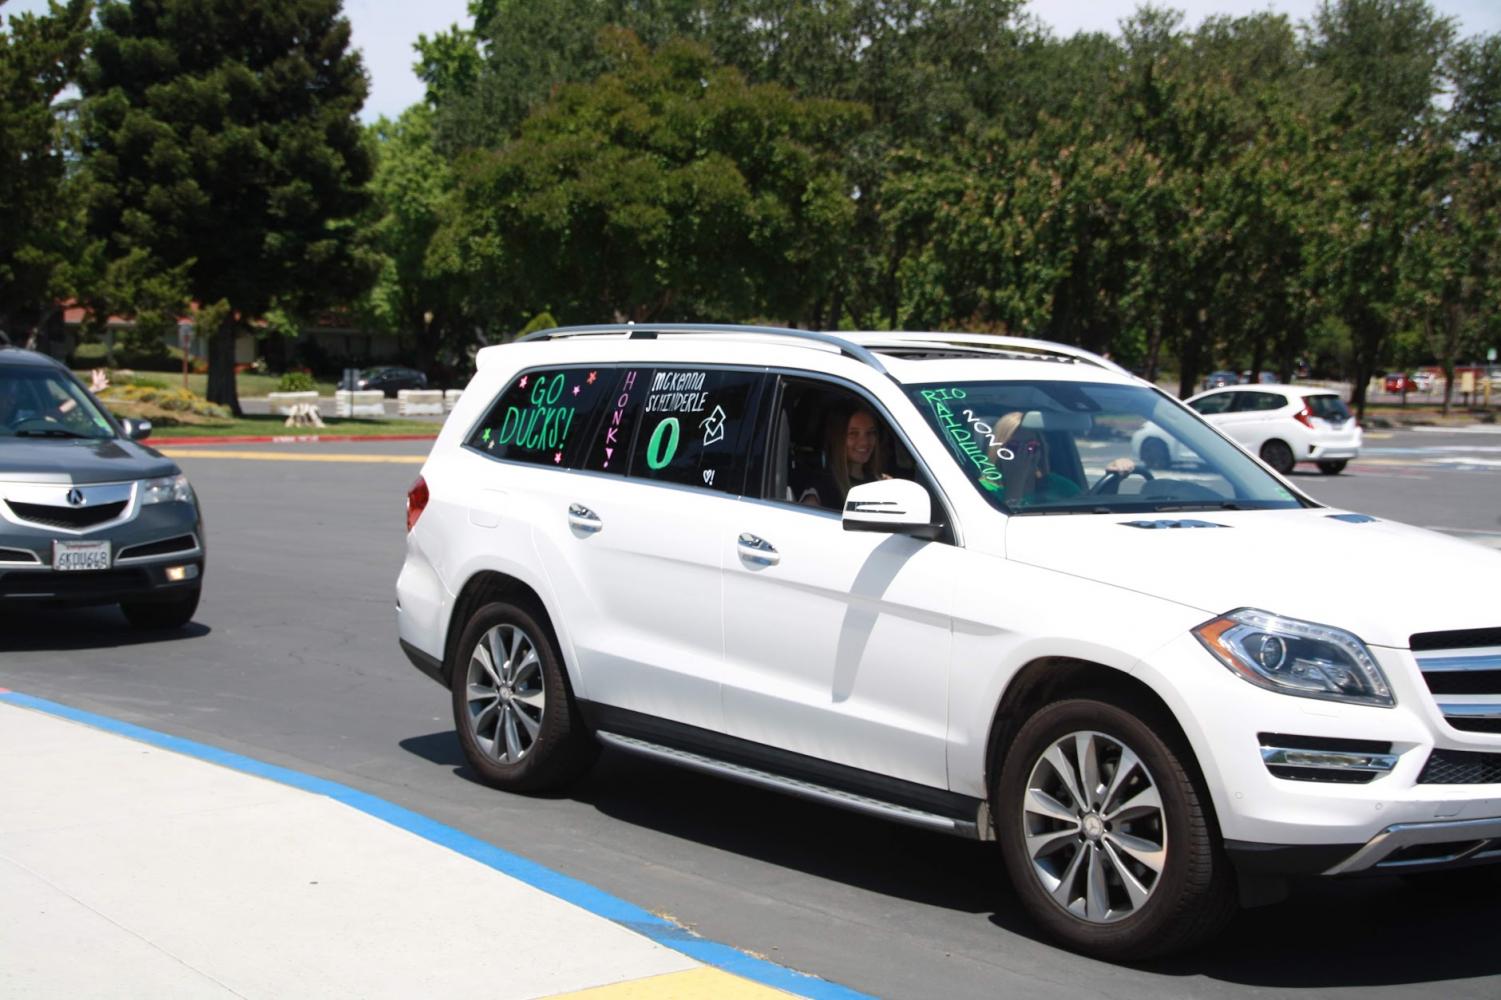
[1021,729,1167,924]
[464,623,546,764]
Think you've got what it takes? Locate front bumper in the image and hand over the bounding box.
[0,500,204,606]
[1140,633,1501,874]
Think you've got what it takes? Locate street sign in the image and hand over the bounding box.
[177,322,193,352]
[1488,347,1497,362]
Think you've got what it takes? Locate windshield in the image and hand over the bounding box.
[906,379,1307,515]
[0,366,118,440]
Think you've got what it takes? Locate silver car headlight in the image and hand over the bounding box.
[140,474,195,506]
[1193,608,1394,707]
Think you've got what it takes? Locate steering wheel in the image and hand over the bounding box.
[1091,465,1154,495]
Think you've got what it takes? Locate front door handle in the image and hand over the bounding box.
[568,503,603,535]
[737,532,779,566]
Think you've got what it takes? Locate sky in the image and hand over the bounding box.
[5,0,1500,123]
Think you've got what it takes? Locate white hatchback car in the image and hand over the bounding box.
[1133,383,1361,475]
[398,326,1499,961]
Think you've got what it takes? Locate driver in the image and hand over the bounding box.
[991,411,1135,506]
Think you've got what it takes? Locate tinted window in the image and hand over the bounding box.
[627,368,761,494]
[0,366,115,440]
[1306,394,1351,421]
[1235,392,1286,412]
[1190,393,1235,415]
[581,367,650,474]
[467,366,613,468]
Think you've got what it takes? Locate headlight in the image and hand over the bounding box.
[1193,608,1394,707]
[140,474,194,506]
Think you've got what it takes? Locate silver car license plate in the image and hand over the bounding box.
[53,540,111,571]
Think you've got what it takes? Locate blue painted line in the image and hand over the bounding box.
[1,690,871,1000]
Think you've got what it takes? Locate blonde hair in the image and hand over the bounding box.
[825,407,884,496]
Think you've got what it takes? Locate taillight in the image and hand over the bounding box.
[406,476,429,533]
[1293,404,1314,428]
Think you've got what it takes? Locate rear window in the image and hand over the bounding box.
[1307,394,1351,421]
[467,366,614,467]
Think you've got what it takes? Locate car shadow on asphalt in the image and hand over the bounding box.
[0,604,211,651]
[400,736,1501,987]
[575,749,1501,986]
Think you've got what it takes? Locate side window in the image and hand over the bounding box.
[626,368,762,494]
[581,367,649,474]
[467,366,612,468]
[769,376,918,513]
[1240,391,1284,412]
[1190,393,1235,415]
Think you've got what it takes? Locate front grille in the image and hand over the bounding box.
[0,567,150,598]
[1412,633,1501,735]
[6,500,128,530]
[1418,749,1501,785]
[118,534,197,561]
[1412,627,1501,651]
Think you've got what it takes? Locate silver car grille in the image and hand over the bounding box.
[1412,628,1501,736]
[0,482,135,533]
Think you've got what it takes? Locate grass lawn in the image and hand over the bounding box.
[148,415,441,439]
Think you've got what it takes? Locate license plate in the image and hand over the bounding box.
[53,540,111,571]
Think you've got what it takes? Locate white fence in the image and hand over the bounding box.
[335,390,386,417]
[397,389,445,416]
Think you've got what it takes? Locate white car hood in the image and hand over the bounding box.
[1004,507,1499,648]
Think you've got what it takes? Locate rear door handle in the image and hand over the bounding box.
[568,503,603,535]
[737,532,779,566]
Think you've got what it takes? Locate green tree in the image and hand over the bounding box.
[445,30,866,329]
[79,0,374,414]
[0,0,92,344]
[361,105,468,376]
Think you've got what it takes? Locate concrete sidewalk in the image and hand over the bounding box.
[0,695,852,999]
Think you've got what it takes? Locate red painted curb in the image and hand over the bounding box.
[150,433,439,446]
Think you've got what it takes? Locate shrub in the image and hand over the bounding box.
[98,384,233,427]
[277,371,317,392]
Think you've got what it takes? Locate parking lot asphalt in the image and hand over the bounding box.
[3,428,1500,1000]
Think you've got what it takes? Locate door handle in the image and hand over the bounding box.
[568,503,603,535]
[737,532,779,566]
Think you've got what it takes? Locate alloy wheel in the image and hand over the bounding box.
[464,623,546,764]
[1020,730,1167,924]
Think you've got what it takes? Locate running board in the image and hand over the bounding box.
[596,730,985,840]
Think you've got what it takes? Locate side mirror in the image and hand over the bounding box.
[122,418,152,441]
[842,479,942,540]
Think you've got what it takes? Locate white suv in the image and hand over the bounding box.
[397,325,1500,960]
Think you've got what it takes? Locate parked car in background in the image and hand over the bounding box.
[357,366,428,397]
[1384,372,1418,393]
[1133,383,1361,475]
[0,347,204,628]
[1201,369,1240,390]
[1410,371,1436,392]
[1240,370,1278,384]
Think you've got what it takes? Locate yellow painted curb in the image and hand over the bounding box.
[161,449,424,464]
[545,966,799,999]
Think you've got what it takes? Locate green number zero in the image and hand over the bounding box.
[646,417,680,470]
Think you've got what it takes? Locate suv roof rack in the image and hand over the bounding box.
[519,323,890,374]
[517,323,1130,379]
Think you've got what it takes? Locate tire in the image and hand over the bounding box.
[1316,459,1347,475]
[1139,438,1171,471]
[996,697,1237,961]
[120,587,200,629]
[451,601,596,793]
[1259,439,1295,475]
